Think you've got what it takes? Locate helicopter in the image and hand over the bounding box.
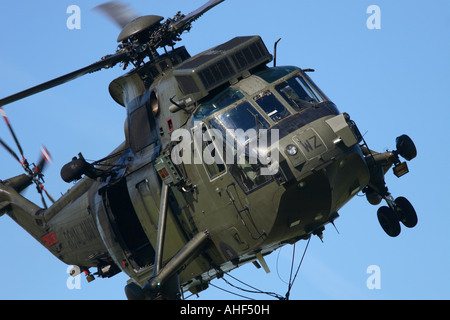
[0,0,418,300]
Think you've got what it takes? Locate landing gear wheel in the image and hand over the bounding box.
[396,134,417,161]
[377,206,401,237]
[395,196,418,228]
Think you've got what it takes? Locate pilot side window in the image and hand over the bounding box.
[208,102,273,193]
[192,121,226,181]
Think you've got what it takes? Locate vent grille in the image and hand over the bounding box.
[231,41,265,72]
[198,57,234,90]
[174,36,272,103]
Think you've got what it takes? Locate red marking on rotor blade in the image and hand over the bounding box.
[0,107,10,125]
[41,145,52,163]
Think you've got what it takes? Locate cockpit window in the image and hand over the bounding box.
[276,75,323,111]
[255,66,298,83]
[208,101,269,146]
[193,87,244,121]
[208,102,273,194]
[253,90,290,123]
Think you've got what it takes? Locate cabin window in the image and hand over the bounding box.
[228,160,273,194]
[150,92,159,116]
[129,93,159,153]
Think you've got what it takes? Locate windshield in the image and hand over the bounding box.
[193,87,244,121]
[255,66,298,83]
[275,74,323,111]
[253,90,290,123]
[208,101,269,146]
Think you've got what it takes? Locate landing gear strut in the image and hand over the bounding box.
[362,134,418,237]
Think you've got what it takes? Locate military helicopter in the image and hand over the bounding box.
[0,0,418,300]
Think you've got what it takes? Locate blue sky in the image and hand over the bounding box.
[0,0,449,300]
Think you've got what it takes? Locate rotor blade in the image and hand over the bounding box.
[40,145,52,163]
[41,184,56,204]
[35,145,52,174]
[0,106,25,160]
[39,189,48,209]
[94,2,139,28]
[0,138,21,163]
[0,51,128,107]
[170,0,224,31]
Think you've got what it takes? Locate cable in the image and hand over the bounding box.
[288,242,296,293]
[209,282,254,300]
[224,273,284,300]
[285,237,311,300]
[213,237,311,300]
[276,247,288,285]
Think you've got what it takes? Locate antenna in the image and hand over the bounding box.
[273,38,281,67]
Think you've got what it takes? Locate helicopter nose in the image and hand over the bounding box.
[270,113,370,237]
[275,112,370,209]
[280,113,363,172]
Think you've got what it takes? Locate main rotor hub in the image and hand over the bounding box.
[117,15,164,42]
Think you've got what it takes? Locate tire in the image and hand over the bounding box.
[395,196,418,228]
[396,134,417,161]
[377,206,401,237]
